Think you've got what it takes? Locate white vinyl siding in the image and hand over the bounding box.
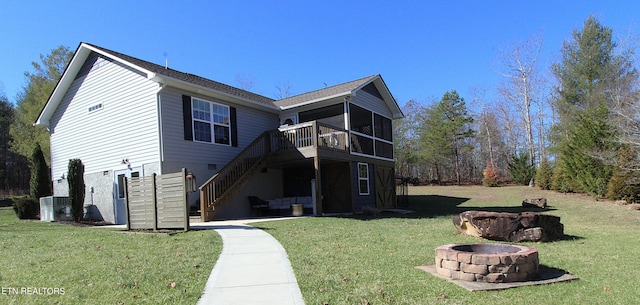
[159,87,279,167]
[49,52,160,179]
[352,90,393,118]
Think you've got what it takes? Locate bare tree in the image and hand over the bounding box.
[608,64,640,170]
[496,99,524,157]
[496,33,545,174]
[275,80,293,99]
[235,73,255,91]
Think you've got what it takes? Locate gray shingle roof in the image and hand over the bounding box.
[85,43,277,107]
[273,75,379,108]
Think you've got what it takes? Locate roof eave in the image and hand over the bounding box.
[367,76,404,119]
[155,75,280,113]
[278,91,353,110]
[35,43,90,126]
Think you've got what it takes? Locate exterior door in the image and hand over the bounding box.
[114,167,141,224]
[322,162,352,213]
[375,166,396,209]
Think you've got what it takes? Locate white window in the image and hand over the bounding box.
[358,162,369,195]
[192,98,230,145]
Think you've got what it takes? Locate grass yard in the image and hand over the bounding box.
[257,185,640,305]
[0,208,221,305]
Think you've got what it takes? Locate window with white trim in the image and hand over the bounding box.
[358,162,369,195]
[192,98,230,145]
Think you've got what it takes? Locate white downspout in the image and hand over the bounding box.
[344,95,352,151]
[155,80,168,174]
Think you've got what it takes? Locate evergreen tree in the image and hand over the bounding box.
[420,102,450,183]
[29,144,51,199]
[550,16,632,198]
[607,145,640,202]
[68,159,85,222]
[0,95,13,190]
[508,152,536,185]
[419,91,474,184]
[535,158,553,190]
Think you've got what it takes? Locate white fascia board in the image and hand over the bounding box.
[82,44,156,79]
[35,45,91,126]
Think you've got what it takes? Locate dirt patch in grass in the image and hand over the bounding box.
[58,220,114,227]
[115,229,180,236]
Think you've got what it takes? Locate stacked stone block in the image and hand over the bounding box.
[434,243,539,283]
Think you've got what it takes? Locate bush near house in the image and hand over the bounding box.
[12,197,39,219]
[68,159,85,222]
[30,144,52,200]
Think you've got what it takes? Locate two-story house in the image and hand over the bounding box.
[36,42,403,223]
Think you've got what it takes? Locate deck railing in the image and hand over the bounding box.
[199,121,348,220]
[270,121,348,152]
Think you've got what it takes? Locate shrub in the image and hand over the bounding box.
[13,197,40,219]
[607,145,640,203]
[551,159,576,193]
[482,161,500,187]
[30,144,51,200]
[508,152,536,185]
[68,159,85,222]
[535,158,553,190]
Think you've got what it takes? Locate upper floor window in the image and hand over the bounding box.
[192,98,230,145]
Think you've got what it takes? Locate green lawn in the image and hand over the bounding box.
[0,207,221,305]
[257,185,640,305]
[3,186,639,304]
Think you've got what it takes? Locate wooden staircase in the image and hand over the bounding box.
[200,131,270,221]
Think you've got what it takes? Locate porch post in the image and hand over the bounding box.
[313,156,323,216]
[349,161,356,214]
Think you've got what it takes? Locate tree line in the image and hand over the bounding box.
[0,46,73,196]
[395,16,640,202]
[2,15,638,205]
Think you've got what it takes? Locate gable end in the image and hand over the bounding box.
[362,82,384,100]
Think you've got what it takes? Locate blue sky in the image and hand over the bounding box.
[1,0,639,108]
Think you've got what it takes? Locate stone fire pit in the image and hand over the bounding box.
[435,243,539,283]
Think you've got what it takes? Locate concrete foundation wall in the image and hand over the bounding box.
[214,168,283,219]
[83,170,114,222]
[52,162,161,224]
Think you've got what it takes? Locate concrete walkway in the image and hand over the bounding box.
[195,220,305,305]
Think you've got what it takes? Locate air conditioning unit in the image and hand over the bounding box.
[39,196,72,222]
